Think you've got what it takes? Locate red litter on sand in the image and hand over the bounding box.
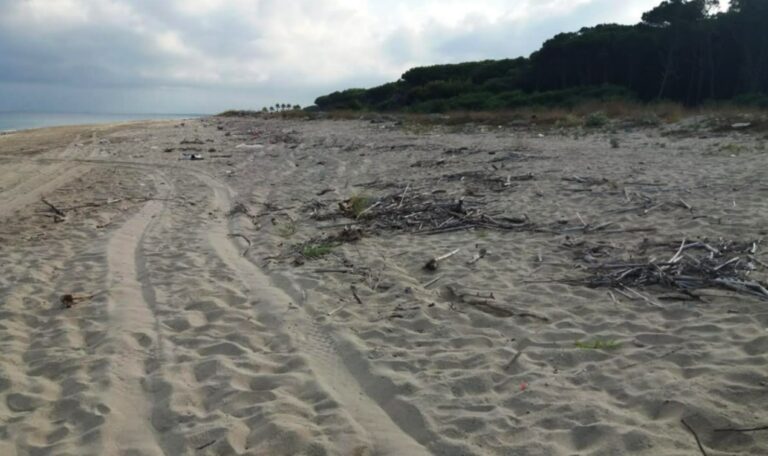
[520,382,528,391]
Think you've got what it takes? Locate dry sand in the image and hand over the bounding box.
[0,115,767,455]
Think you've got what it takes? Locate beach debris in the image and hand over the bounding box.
[714,424,768,433]
[350,285,364,305]
[505,338,532,370]
[195,440,217,451]
[235,143,264,149]
[331,226,364,243]
[571,238,768,300]
[180,152,203,160]
[328,303,347,316]
[60,293,95,309]
[681,419,709,456]
[228,202,258,225]
[731,122,752,130]
[320,191,532,235]
[424,248,460,271]
[467,247,488,265]
[41,197,66,222]
[442,285,550,321]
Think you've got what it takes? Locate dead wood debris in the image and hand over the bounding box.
[571,239,768,300]
[319,191,531,235]
[41,198,67,222]
[681,419,709,456]
[60,293,96,309]
[424,248,460,271]
[443,285,550,322]
[228,202,259,225]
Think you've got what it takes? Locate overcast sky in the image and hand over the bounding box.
[0,0,671,114]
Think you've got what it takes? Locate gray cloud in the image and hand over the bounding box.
[0,0,663,113]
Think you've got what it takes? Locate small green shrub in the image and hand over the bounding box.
[348,195,374,218]
[584,111,609,128]
[302,243,334,259]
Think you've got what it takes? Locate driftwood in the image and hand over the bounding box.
[681,419,709,456]
[228,202,259,225]
[322,191,533,235]
[60,293,97,309]
[444,286,550,322]
[350,285,364,305]
[572,239,768,300]
[41,198,66,222]
[714,425,768,433]
[467,248,488,265]
[424,248,460,271]
[423,275,444,288]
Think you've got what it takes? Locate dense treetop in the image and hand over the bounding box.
[314,0,768,112]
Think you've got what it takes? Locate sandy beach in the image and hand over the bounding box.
[1,115,766,455]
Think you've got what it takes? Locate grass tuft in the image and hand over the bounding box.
[301,243,334,259]
[348,195,374,218]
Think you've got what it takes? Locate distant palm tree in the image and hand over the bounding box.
[269,106,275,112]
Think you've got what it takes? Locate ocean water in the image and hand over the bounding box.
[0,112,204,132]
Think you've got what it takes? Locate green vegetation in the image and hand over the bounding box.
[584,112,609,128]
[301,243,334,259]
[219,104,302,117]
[219,110,262,117]
[575,339,622,350]
[314,1,768,113]
[347,195,375,218]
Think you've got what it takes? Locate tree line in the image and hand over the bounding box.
[262,103,302,113]
[314,0,768,112]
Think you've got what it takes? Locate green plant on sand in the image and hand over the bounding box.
[301,243,334,259]
[348,195,375,218]
[584,111,609,128]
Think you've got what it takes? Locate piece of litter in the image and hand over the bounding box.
[236,144,264,149]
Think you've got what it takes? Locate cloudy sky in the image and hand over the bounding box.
[0,0,670,114]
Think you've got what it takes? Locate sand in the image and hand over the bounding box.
[0,115,766,455]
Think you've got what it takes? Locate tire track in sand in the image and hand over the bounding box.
[100,185,166,455]
[193,171,434,456]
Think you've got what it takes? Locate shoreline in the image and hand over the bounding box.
[0,112,204,136]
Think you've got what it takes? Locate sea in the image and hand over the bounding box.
[0,112,205,133]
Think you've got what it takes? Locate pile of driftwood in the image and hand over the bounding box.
[326,191,532,235]
[578,239,768,300]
